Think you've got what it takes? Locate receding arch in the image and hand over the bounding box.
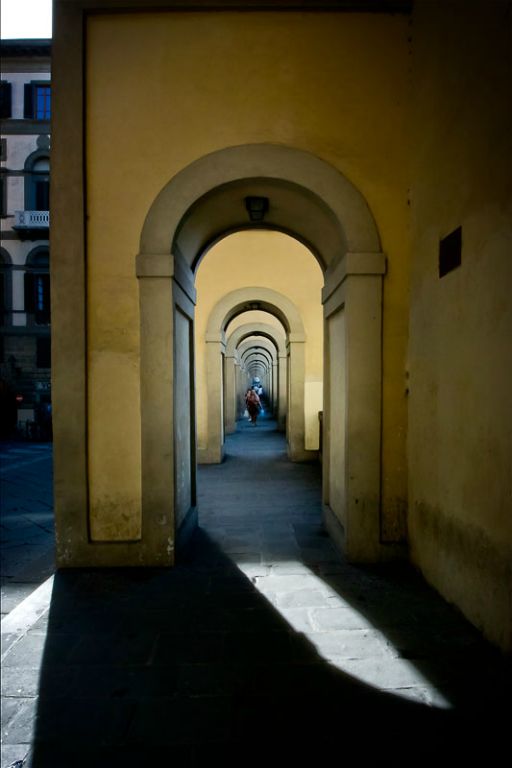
[225,322,287,431]
[240,351,273,369]
[244,355,269,381]
[239,343,274,400]
[206,287,305,341]
[136,142,386,566]
[140,143,380,270]
[238,340,276,379]
[226,322,286,357]
[200,287,308,464]
[239,345,274,366]
[177,180,334,273]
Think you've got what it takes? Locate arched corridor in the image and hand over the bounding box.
[132,144,388,567]
[3,1,512,763]
[48,0,512,660]
[198,282,313,465]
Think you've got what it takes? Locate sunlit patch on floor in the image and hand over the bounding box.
[233,557,453,709]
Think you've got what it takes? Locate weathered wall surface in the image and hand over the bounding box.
[85,11,410,541]
[408,0,512,651]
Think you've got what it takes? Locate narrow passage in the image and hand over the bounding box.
[199,413,328,571]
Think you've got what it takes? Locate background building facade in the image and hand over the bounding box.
[0,39,52,440]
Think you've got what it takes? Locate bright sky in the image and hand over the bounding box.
[1,0,52,39]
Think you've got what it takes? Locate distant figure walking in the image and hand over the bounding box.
[245,387,261,425]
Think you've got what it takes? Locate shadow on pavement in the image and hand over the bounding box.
[3,420,510,767]
[14,529,508,767]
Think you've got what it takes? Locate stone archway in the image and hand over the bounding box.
[136,144,385,563]
[52,142,385,567]
[230,340,276,429]
[139,144,380,266]
[200,287,309,464]
[225,323,287,432]
[237,340,276,417]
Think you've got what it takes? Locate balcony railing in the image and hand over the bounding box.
[14,211,50,228]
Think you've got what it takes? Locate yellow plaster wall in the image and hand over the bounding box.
[87,250,142,541]
[195,231,323,450]
[408,0,512,651]
[85,11,410,540]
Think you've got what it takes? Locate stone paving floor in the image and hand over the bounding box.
[0,442,55,620]
[1,419,510,767]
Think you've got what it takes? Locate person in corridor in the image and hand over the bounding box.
[245,387,261,425]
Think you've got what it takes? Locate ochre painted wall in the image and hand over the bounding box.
[408,0,512,651]
[85,12,410,541]
[194,231,323,451]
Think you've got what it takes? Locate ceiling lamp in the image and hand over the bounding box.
[245,196,269,222]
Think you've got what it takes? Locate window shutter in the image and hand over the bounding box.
[24,84,33,118]
[0,83,12,119]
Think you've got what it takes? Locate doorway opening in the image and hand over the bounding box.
[194,230,323,466]
[136,144,386,566]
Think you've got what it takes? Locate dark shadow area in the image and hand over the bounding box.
[6,420,509,767]
[200,416,512,748]
[315,553,511,712]
[11,534,506,768]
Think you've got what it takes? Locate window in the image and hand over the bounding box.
[25,155,50,212]
[36,337,51,368]
[35,85,51,119]
[24,249,50,325]
[0,249,12,327]
[0,175,6,217]
[34,174,50,211]
[0,81,12,119]
[24,82,51,120]
[0,139,6,216]
[25,273,51,324]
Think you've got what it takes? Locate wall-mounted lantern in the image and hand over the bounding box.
[245,196,269,222]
